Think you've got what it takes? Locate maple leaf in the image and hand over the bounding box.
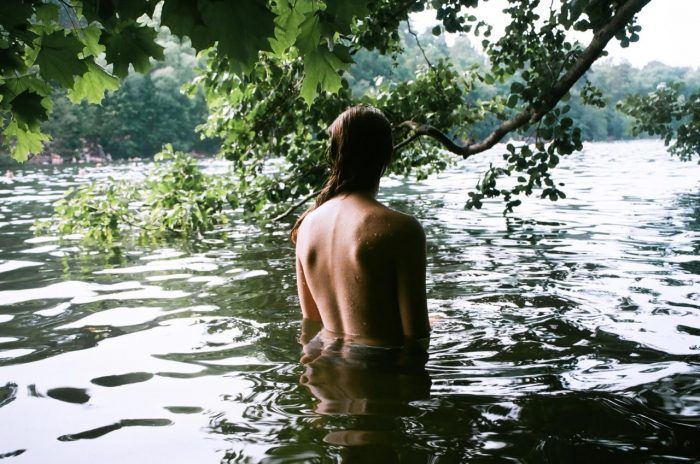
[161,0,215,51]
[325,0,370,35]
[11,91,48,128]
[80,25,106,58]
[198,0,275,74]
[36,32,88,88]
[300,47,347,105]
[68,63,119,104]
[3,120,50,162]
[103,23,164,77]
[270,0,314,56]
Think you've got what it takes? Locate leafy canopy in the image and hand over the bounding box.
[4,0,699,235]
[1,0,373,160]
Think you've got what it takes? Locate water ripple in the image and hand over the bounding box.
[0,141,699,462]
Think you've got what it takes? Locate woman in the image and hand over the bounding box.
[292,105,430,347]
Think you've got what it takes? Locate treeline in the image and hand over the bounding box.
[38,26,699,162]
[41,32,217,161]
[348,27,700,142]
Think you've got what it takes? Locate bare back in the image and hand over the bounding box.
[295,192,430,345]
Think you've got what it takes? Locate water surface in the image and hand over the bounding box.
[1,140,699,463]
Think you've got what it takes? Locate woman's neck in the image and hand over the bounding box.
[353,182,380,198]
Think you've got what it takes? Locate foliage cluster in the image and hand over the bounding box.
[26,26,700,165]
[3,0,699,241]
[37,145,232,241]
[197,50,482,218]
[40,31,216,160]
[1,0,162,161]
[1,0,388,161]
[349,30,700,143]
[193,0,667,219]
[619,82,700,160]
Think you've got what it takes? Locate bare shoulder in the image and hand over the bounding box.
[297,203,324,235]
[369,205,425,245]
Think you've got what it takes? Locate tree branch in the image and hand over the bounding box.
[393,131,422,153]
[395,0,652,158]
[274,0,650,223]
[406,19,434,72]
[271,189,321,222]
[395,121,475,157]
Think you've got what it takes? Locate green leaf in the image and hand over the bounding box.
[300,47,347,105]
[506,94,518,108]
[3,119,50,162]
[325,0,369,34]
[36,31,88,87]
[161,0,200,34]
[333,44,353,65]
[35,4,59,24]
[199,0,275,74]
[103,22,164,77]
[81,0,116,23]
[0,1,34,32]
[11,90,48,127]
[2,76,53,108]
[68,62,119,104]
[161,0,214,51]
[112,0,156,20]
[270,0,310,55]
[0,47,27,74]
[80,25,105,57]
[295,12,322,54]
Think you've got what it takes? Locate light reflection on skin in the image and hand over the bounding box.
[299,318,432,450]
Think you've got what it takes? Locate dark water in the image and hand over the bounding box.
[1,140,699,463]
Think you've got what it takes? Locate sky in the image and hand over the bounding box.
[410,0,700,69]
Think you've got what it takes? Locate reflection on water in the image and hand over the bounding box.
[298,320,431,462]
[299,320,430,413]
[0,141,699,462]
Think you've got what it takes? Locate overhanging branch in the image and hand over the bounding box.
[394,0,652,158]
[271,189,321,222]
[395,121,477,158]
[275,0,651,222]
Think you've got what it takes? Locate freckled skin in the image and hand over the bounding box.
[295,190,430,346]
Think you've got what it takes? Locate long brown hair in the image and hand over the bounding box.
[290,105,393,243]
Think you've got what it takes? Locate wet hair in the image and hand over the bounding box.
[290,105,393,244]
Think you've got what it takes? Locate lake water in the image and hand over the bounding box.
[0,140,699,463]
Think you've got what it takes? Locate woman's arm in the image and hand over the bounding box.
[296,253,321,321]
[395,216,431,340]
